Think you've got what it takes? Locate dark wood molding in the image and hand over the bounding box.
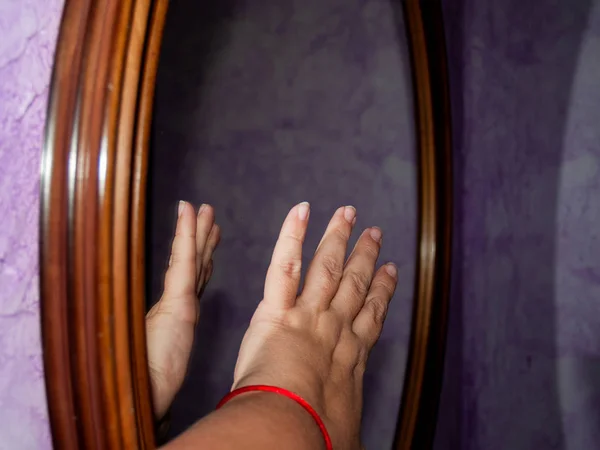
[131,0,170,446]
[41,0,167,448]
[40,0,452,449]
[40,1,91,447]
[395,1,453,449]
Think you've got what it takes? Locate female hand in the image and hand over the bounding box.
[145,201,220,419]
[231,202,397,449]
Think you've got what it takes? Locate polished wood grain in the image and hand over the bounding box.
[72,1,126,448]
[41,0,156,448]
[98,0,136,448]
[112,0,154,446]
[130,0,170,447]
[41,0,452,449]
[41,1,92,448]
[395,1,453,449]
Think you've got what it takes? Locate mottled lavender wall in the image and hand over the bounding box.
[148,0,416,448]
[3,0,599,448]
[0,0,63,448]
[436,1,600,449]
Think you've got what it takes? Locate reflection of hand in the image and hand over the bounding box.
[231,203,397,449]
[145,201,220,419]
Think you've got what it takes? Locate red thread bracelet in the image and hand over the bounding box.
[217,385,333,450]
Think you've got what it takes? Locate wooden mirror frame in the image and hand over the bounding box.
[40,0,452,448]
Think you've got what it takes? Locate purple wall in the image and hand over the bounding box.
[2,0,600,449]
[0,0,63,448]
[436,1,600,449]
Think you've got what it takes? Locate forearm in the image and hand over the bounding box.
[162,391,326,450]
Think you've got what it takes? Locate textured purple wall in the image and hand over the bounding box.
[436,1,600,449]
[3,1,600,449]
[0,0,63,448]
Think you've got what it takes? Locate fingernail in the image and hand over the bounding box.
[198,203,207,215]
[343,206,356,224]
[369,227,382,243]
[178,201,185,217]
[297,202,310,221]
[385,263,397,278]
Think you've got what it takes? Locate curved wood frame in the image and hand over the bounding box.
[395,1,453,449]
[40,0,452,448]
[41,0,167,448]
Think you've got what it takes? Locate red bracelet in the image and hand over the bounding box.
[217,385,333,450]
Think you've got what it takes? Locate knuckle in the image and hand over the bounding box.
[346,270,371,297]
[170,251,191,265]
[174,228,194,239]
[320,254,343,282]
[278,257,302,277]
[281,310,307,330]
[172,235,192,255]
[373,277,395,295]
[359,325,381,350]
[284,232,304,245]
[366,297,388,325]
[333,334,361,367]
[361,239,380,259]
[317,275,337,296]
[332,226,349,242]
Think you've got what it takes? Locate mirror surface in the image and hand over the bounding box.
[147,0,417,446]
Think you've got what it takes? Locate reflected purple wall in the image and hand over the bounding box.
[148,0,417,447]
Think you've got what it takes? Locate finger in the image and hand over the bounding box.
[198,260,213,297]
[198,224,220,295]
[163,201,197,299]
[263,202,310,308]
[330,227,382,320]
[195,204,215,281]
[298,205,356,310]
[202,224,220,270]
[352,263,397,349]
[314,205,356,253]
[205,259,214,283]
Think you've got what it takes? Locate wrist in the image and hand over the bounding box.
[219,388,328,450]
[233,369,326,417]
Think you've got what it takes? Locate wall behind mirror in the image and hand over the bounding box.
[0,0,63,447]
[146,0,417,447]
[435,1,600,449]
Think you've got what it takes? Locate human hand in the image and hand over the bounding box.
[231,202,397,449]
[145,201,220,419]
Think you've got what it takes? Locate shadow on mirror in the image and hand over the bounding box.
[146,0,417,447]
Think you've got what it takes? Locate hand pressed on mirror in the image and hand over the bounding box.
[152,202,397,450]
[229,202,398,449]
[162,202,398,449]
[145,201,220,419]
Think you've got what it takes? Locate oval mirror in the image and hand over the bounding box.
[40,0,452,448]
